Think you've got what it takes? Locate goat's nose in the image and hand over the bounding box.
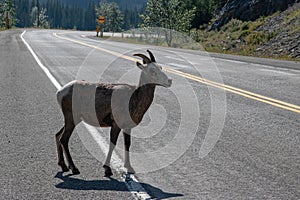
[168,78,172,86]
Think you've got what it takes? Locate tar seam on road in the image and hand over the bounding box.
[21,30,152,200]
[54,32,300,115]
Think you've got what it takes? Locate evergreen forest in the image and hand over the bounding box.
[2,0,219,31]
[13,0,145,30]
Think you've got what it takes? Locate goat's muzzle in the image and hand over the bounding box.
[165,78,172,88]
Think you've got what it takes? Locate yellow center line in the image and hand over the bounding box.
[164,68,300,114]
[54,32,138,63]
[53,32,300,115]
[164,68,300,111]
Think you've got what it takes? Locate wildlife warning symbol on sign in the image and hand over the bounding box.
[98,16,105,24]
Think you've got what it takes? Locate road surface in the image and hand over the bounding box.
[0,29,299,199]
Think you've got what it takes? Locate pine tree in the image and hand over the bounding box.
[37,8,49,28]
[95,1,123,33]
[85,2,96,30]
[183,0,217,28]
[0,0,17,28]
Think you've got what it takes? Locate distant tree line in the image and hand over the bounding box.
[12,0,144,30]
[1,0,220,32]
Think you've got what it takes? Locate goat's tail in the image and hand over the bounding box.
[56,81,74,107]
[56,89,64,107]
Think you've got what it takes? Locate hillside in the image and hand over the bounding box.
[195,2,300,60]
[212,0,297,30]
[256,3,300,59]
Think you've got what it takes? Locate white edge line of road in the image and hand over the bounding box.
[214,57,248,65]
[20,30,62,90]
[20,30,152,200]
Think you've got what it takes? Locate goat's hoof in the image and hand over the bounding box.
[125,165,135,174]
[70,167,80,175]
[103,165,113,177]
[59,163,69,172]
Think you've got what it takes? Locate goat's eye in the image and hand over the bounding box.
[149,68,156,74]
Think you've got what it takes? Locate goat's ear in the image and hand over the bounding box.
[136,61,146,70]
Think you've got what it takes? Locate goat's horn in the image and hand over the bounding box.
[147,50,156,62]
[133,53,151,64]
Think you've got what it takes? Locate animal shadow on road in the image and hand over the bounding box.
[55,172,183,199]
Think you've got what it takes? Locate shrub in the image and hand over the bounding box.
[245,31,268,45]
[221,19,243,32]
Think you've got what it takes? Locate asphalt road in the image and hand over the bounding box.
[0,29,299,199]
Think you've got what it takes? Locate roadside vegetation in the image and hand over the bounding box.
[193,17,276,56]
[112,1,300,61]
[192,4,300,61]
[1,0,299,60]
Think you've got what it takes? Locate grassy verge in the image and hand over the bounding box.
[194,18,276,56]
[91,33,205,52]
[193,10,299,61]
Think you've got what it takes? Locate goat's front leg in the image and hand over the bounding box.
[123,129,135,174]
[103,123,121,176]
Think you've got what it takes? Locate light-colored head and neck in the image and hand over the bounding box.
[134,50,172,88]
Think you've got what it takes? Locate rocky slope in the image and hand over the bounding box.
[212,0,298,30]
[256,3,300,59]
[197,2,300,60]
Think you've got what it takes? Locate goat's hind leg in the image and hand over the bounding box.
[56,127,69,172]
[60,122,80,175]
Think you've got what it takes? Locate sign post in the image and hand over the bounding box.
[98,16,105,37]
[4,11,10,29]
[96,25,100,37]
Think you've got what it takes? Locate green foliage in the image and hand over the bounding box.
[95,1,123,32]
[283,9,300,35]
[221,19,243,32]
[141,0,195,46]
[194,18,280,57]
[245,31,268,45]
[109,28,203,50]
[142,0,195,32]
[183,0,217,28]
[284,8,300,24]
[13,0,143,31]
[0,0,17,28]
[32,7,49,28]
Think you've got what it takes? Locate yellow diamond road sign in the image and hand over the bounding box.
[98,16,105,24]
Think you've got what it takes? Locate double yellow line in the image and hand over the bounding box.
[54,32,300,115]
[164,68,300,114]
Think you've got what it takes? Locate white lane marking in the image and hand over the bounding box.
[168,63,191,69]
[214,57,247,64]
[250,63,275,69]
[259,69,295,76]
[20,31,62,90]
[21,30,151,200]
[252,63,300,74]
[165,55,185,61]
[84,124,151,200]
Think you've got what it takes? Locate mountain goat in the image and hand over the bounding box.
[55,50,172,176]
